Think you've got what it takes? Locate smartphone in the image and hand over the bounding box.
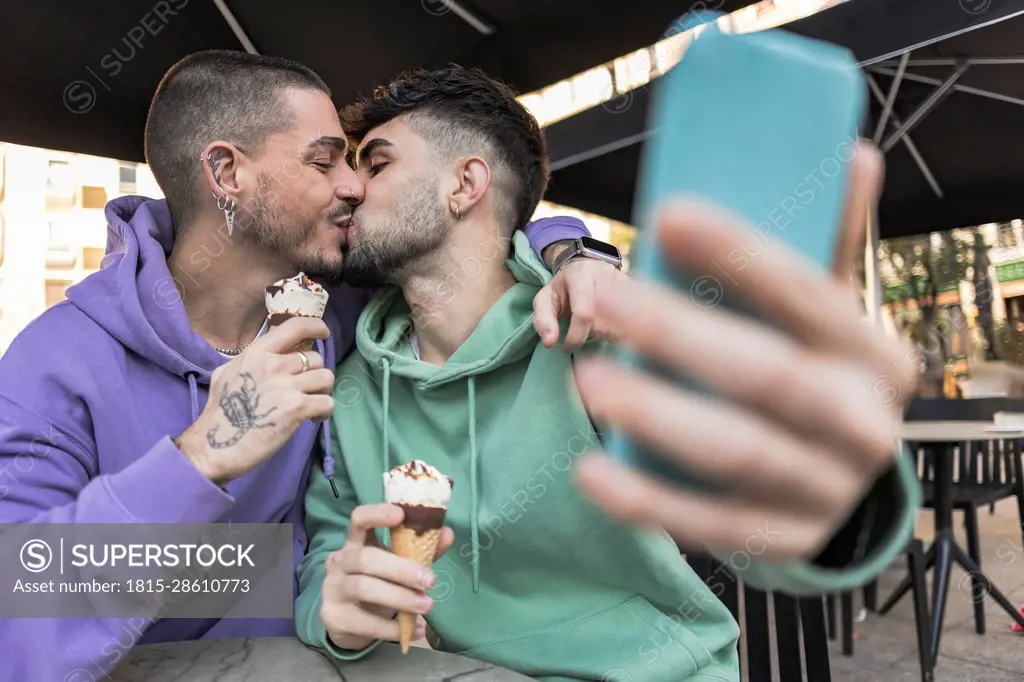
[606,19,867,490]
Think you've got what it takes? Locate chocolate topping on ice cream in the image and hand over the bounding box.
[397,504,447,535]
[267,312,297,327]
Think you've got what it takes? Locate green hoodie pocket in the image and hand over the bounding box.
[454,595,715,682]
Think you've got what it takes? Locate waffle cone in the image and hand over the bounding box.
[391,525,442,654]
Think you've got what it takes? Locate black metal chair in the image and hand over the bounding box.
[687,554,832,682]
[825,539,934,682]
[880,437,1024,635]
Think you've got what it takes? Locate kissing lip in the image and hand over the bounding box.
[332,214,354,229]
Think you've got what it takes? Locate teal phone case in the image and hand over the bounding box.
[607,20,866,489]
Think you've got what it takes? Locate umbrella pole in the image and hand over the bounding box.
[864,208,882,329]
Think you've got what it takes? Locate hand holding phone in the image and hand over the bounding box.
[607,19,867,491]
[568,19,917,559]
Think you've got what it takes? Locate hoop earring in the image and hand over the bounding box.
[215,192,237,236]
[453,204,462,220]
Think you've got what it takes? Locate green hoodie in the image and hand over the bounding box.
[296,232,920,682]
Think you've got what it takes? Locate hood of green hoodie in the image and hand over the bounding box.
[355,231,551,389]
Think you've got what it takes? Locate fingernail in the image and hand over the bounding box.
[421,571,436,589]
[416,596,434,612]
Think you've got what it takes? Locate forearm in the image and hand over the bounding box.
[0,397,231,526]
[542,239,575,270]
[523,217,591,270]
[0,401,236,680]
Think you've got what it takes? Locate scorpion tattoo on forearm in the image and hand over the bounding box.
[207,373,278,449]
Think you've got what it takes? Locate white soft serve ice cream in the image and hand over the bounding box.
[383,460,454,508]
[265,272,328,319]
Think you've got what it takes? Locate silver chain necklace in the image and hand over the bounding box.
[213,318,269,356]
[213,342,253,356]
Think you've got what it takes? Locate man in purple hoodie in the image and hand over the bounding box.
[0,51,606,681]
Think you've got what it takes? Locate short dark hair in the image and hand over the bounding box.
[340,64,549,232]
[144,50,331,229]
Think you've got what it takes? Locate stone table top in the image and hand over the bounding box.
[110,637,537,681]
[901,420,1024,442]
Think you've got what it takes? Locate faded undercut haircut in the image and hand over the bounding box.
[144,50,331,230]
[340,64,549,233]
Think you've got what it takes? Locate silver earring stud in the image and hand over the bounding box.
[453,205,462,220]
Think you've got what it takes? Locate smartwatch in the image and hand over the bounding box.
[552,236,623,274]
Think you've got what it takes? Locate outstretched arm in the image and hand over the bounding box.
[571,143,921,594]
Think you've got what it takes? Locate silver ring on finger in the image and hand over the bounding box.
[296,351,311,373]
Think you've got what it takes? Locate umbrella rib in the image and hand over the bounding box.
[876,57,1024,67]
[866,74,944,199]
[444,0,496,35]
[869,66,1024,108]
[881,60,970,153]
[211,0,259,54]
[549,130,653,171]
[873,51,910,144]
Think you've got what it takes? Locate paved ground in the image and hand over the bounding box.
[825,498,1024,682]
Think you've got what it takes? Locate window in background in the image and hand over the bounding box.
[45,280,73,308]
[83,246,104,270]
[46,159,75,207]
[119,162,137,195]
[48,219,75,248]
[81,185,107,209]
[46,219,77,269]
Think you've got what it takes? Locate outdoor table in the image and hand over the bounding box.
[110,636,536,681]
[899,421,1024,666]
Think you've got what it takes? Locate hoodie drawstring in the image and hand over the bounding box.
[381,358,393,548]
[186,372,200,423]
[316,339,339,498]
[467,376,480,593]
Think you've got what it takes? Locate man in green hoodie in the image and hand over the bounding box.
[295,65,920,681]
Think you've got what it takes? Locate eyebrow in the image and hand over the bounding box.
[357,138,395,165]
[305,136,348,157]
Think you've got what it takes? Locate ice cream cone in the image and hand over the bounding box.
[382,460,454,655]
[392,525,442,653]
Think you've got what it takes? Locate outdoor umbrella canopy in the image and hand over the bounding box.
[542,0,1024,239]
[0,0,759,164]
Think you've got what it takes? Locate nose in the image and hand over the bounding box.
[335,164,364,206]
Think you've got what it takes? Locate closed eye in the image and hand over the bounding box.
[369,162,387,177]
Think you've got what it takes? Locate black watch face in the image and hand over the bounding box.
[580,236,620,258]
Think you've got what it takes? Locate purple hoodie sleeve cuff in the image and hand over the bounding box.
[523,216,591,257]
[104,436,234,523]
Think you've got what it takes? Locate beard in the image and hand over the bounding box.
[236,173,348,282]
[342,174,449,288]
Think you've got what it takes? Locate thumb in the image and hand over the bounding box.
[532,284,563,347]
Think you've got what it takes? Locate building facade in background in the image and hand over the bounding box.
[0,142,163,354]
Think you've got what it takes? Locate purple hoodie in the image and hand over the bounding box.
[0,196,588,681]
